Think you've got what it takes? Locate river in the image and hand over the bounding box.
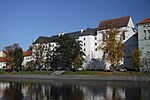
[0,79,149,100]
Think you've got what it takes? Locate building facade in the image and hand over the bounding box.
[0,57,6,69]
[97,16,137,70]
[137,17,150,71]
[22,50,33,66]
[33,16,138,70]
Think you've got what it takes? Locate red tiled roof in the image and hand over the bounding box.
[98,16,131,30]
[138,17,150,25]
[0,57,6,62]
[23,50,32,57]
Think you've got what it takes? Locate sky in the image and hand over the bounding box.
[0,0,150,51]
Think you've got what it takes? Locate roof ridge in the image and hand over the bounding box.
[98,16,131,30]
[138,17,150,25]
[101,16,131,22]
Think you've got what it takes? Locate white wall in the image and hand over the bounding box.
[78,35,95,59]
[22,56,33,66]
[0,62,6,69]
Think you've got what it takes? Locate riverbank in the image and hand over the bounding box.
[0,74,150,82]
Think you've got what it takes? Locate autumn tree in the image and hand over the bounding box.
[72,54,84,70]
[4,43,23,71]
[25,60,36,72]
[99,26,124,71]
[132,48,142,71]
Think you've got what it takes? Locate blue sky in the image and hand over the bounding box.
[0,0,150,51]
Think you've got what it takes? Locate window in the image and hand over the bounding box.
[95,43,97,46]
[94,32,97,35]
[148,30,150,33]
[122,31,125,40]
[102,34,106,41]
[84,48,86,51]
[95,48,97,51]
[84,37,85,40]
[144,33,146,40]
[95,37,97,40]
[84,43,85,46]
[143,26,146,28]
[144,30,146,33]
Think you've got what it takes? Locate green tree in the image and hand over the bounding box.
[142,52,150,71]
[51,34,85,70]
[132,48,142,71]
[45,44,52,70]
[4,43,23,72]
[99,26,124,71]
[32,44,45,70]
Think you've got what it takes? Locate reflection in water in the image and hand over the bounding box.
[0,80,149,100]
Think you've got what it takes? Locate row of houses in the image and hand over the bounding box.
[0,16,150,71]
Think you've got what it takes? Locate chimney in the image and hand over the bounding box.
[81,29,84,33]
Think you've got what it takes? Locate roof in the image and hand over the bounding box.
[23,50,32,57]
[0,57,6,62]
[33,28,97,44]
[98,16,131,30]
[66,28,97,38]
[137,17,150,25]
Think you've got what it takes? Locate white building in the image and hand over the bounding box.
[137,17,150,71]
[0,51,6,58]
[0,51,7,69]
[97,16,138,70]
[33,16,137,70]
[22,50,33,66]
[0,57,6,69]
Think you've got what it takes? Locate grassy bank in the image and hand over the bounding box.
[63,71,150,76]
[1,70,150,76]
[0,70,53,75]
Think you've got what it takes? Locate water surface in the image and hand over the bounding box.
[0,79,150,100]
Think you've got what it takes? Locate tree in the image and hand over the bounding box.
[4,43,23,71]
[131,48,142,71]
[32,44,45,70]
[142,52,150,72]
[72,54,84,70]
[51,34,85,70]
[99,25,124,71]
[25,60,36,72]
[45,44,52,70]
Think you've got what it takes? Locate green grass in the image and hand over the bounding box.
[63,71,150,76]
[1,70,150,76]
[0,70,53,75]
